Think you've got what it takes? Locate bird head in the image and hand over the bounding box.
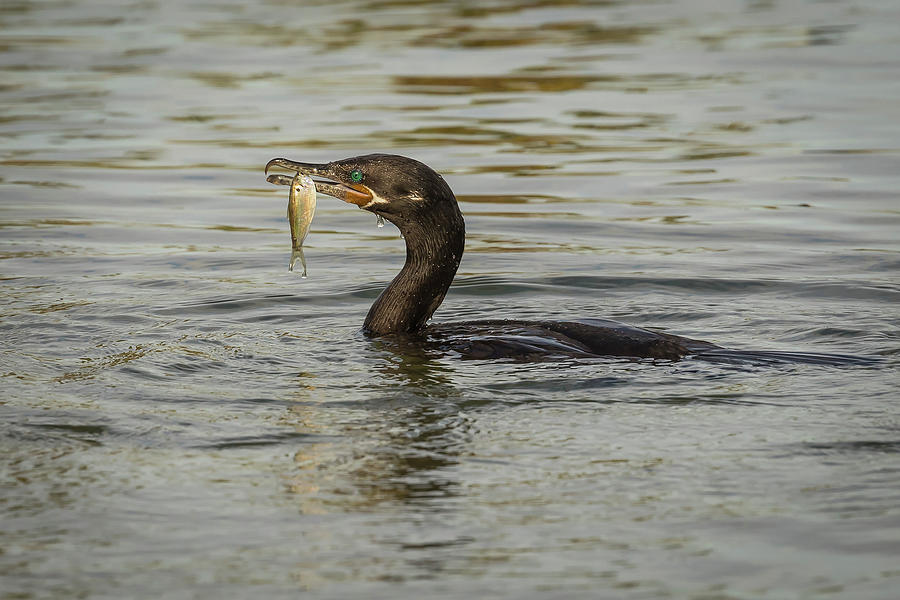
[265,153,457,227]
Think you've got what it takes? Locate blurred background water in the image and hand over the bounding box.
[2,0,899,598]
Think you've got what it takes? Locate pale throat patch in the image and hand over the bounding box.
[361,189,424,210]
[361,189,390,210]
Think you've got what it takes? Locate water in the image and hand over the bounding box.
[2,0,899,598]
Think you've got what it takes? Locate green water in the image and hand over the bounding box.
[2,0,899,598]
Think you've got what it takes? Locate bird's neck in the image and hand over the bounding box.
[363,203,465,335]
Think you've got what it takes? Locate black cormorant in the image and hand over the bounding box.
[266,153,725,360]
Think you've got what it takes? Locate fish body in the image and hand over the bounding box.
[287,173,316,276]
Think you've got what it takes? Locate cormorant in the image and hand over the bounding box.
[265,153,720,361]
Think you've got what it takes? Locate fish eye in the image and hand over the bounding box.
[349,170,363,183]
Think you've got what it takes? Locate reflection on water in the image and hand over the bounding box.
[2,0,900,597]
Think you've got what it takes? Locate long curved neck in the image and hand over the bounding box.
[363,201,465,335]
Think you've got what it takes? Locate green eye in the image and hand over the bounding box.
[349,170,363,183]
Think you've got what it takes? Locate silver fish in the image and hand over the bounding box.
[287,172,316,277]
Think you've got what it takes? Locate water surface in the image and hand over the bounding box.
[2,0,899,598]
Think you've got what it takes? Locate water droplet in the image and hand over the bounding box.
[376,214,385,228]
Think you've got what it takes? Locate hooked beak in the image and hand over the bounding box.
[265,157,373,208]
